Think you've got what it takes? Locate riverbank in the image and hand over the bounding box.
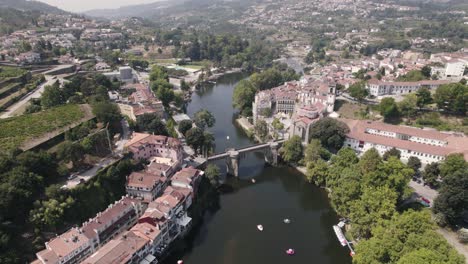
[177,70,351,264]
[235,116,271,143]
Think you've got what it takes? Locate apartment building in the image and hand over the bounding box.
[34,196,145,264]
[125,133,184,163]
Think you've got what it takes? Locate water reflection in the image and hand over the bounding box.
[163,73,351,264]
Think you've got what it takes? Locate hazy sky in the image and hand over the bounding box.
[36,0,160,12]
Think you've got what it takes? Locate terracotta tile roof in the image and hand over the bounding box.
[125,133,182,149]
[367,79,451,87]
[341,119,468,159]
[131,222,161,241]
[127,171,166,189]
[81,197,140,240]
[82,231,148,264]
[37,228,89,263]
[172,167,201,186]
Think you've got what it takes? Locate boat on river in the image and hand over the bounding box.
[283,218,291,224]
[286,249,295,255]
[257,225,263,231]
[333,225,348,247]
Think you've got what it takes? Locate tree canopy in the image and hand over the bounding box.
[193,109,216,129]
[348,81,368,102]
[280,135,303,164]
[308,117,349,150]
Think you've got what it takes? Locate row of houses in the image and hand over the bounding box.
[34,134,203,264]
[341,119,468,164]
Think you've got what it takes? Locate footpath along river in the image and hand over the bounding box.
[164,73,351,264]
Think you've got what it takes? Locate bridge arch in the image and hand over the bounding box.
[207,141,283,177]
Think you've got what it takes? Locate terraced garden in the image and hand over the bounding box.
[0,104,92,152]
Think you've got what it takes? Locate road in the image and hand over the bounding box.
[409,179,439,203]
[63,156,120,189]
[409,180,468,261]
[63,120,130,189]
[0,75,61,119]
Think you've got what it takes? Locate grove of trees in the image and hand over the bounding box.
[304,146,464,263]
[232,64,299,116]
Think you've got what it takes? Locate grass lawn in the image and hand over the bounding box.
[154,58,177,64]
[0,104,85,152]
[335,99,380,120]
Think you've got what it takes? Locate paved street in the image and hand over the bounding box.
[0,74,67,119]
[409,179,439,203]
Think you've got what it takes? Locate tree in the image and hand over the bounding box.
[271,118,284,131]
[348,81,368,102]
[185,127,204,153]
[383,147,401,160]
[422,162,440,187]
[349,186,397,239]
[364,157,413,201]
[433,168,468,225]
[421,66,431,78]
[398,93,418,118]
[57,141,85,167]
[306,159,329,186]
[280,135,303,164]
[136,113,168,136]
[92,102,122,133]
[416,87,432,108]
[181,80,190,91]
[149,65,169,82]
[254,120,269,142]
[331,147,359,168]
[178,120,193,136]
[308,118,349,150]
[202,131,215,155]
[249,68,299,90]
[439,153,467,179]
[193,109,216,129]
[305,139,330,163]
[380,97,400,121]
[156,87,175,107]
[354,210,464,264]
[407,156,421,172]
[358,148,382,175]
[41,82,64,109]
[232,80,256,116]
[434,83,468,114]
[330,167,362,216]
[205,164,220,187]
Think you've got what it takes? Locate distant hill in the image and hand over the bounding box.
[84,0,185,19]
[0,0,66,14]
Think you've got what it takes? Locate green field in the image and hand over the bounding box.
[0,104,85,152]
[0,66,27,79]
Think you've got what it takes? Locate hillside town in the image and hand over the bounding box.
[0,0,467,263]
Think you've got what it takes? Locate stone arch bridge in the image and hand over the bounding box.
[207,140,285,177]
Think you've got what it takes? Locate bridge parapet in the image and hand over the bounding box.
[208,141,283,177]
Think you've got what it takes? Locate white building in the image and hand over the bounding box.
[445,60,466,78]
[366,79,451,97]
[341,119,468,164]
[253,77,336,124]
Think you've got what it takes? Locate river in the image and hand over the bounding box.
[164,73,351,264]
